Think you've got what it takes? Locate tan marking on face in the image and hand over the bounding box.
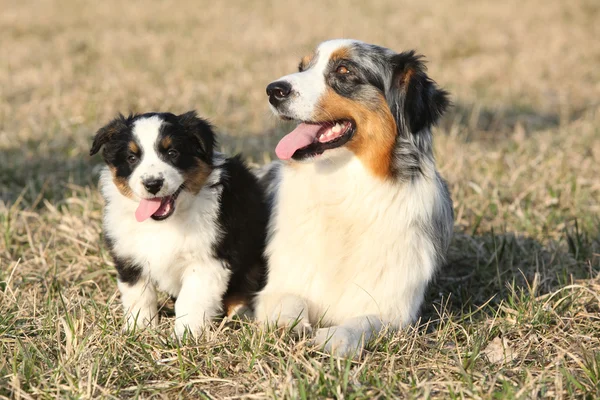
[314,88,397,179]
[109,166,134,198]
[160,136,172,150]
[128,141,139,154]
[182,159,212,194]
[300,53,315,71]
[330,46,351,62]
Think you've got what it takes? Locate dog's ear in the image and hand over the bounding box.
[90,114,129,156]
[178,111,215,161]
[388,51,450,135]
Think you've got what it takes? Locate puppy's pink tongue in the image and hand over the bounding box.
[135,198,162,222]
[275,123,322,160]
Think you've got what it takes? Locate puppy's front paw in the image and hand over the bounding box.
[123,310,156,333]
[174,316,207,339]
[313,326,363,359]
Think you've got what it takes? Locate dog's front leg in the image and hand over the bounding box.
[118,276,158,332]
[254,292,312,336]
[313,315,384,359]
[174,260,230,338]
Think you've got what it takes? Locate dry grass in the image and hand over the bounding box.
[1,0,599,398]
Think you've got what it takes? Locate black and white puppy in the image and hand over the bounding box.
[91,111,268,337]
[255,40,454,357]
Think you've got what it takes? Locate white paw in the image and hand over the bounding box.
[123,310,156,333]
[287,318,313,338]
[313,326,363,359]
[174,316,207,339]
[272,314,313,338]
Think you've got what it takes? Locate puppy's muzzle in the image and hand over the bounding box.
[143,177,164,195]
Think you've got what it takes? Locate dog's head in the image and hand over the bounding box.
[267,39,449,178]
[90,111,215,222]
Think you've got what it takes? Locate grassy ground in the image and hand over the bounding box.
[1,0,599,398]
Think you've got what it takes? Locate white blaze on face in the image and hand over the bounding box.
[129,116,184,199]
[272,39,357,121]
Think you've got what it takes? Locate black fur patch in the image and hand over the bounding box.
[154,112,215,171]
[167,111,215,164]
[104,235,142,285]
[389,51,450,134]
[90,114,141,182]
[213,156,269,303]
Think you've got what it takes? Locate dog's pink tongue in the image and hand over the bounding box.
[135,198,162,222]
[275,123,321,160]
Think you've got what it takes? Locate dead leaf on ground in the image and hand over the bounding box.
[483,336,517,364]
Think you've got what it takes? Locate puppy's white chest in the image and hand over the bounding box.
[103,180,221,297]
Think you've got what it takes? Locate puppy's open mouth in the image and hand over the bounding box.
[135,187,182,222]
[275,120,356,161]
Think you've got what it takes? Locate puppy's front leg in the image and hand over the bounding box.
[118,276,158,332]
[313,315,384,359]
[174,260,230,338]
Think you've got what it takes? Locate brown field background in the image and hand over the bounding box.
[1,0,599,398]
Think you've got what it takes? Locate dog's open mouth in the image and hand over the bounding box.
[135,187,182,222]
[275,120,356,161]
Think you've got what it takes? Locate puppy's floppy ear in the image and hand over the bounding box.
[388,51,450,134]
[178,111,215,161]
[90,114,129,156]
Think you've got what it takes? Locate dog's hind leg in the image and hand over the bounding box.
[223,293,253,319]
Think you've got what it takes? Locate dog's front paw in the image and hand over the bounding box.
[174,316,207,339]
[286,318,313,338]
[270,314,313,338]
[313,326,363,359]
[123,310,157,333]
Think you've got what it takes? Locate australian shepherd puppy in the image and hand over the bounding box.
[90,111,268,338]
[255,40,454,357]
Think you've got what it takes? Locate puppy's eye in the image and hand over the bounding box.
[168,149,179,159]
[336,65,350,75]
[127,154,138,164]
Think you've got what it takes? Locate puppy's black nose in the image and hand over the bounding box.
[143,178,164,195]
[266,81,292,106]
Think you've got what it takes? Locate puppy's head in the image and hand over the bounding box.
[90,111,214,222]
[267,39,449,178]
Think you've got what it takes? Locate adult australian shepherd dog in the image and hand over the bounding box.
[255,39,454,357]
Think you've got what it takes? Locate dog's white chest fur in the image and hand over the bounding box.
[261,155,443,328]
[101,169,225,297]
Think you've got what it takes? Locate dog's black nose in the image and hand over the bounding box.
[143,178,164,195]
[266,81,293,106]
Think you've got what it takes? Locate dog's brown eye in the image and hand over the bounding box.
[127,154,138,164]
[336,65,350,74]
[168,149,179,159]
